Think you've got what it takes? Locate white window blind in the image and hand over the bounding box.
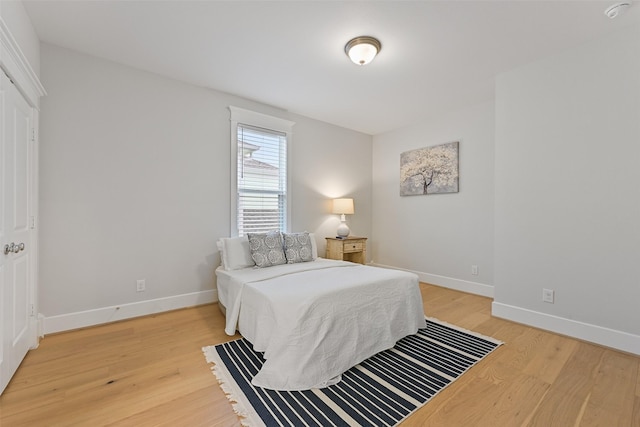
[236,124,287,235]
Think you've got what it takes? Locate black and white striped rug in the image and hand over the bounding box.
[203,318,502,426]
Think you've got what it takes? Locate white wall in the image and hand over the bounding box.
[493,24,640,353]
[39,44,372,331]
[288,113,372,244]
[371,101,495,297]
[0,0,40,77]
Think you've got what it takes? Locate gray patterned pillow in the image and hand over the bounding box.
[283,232,313,264]
[247,231,286,268]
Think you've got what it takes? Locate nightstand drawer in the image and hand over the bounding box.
[326,236,367,264]
[343,242,363,253]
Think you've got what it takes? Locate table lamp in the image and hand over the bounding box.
[332,198,354,238]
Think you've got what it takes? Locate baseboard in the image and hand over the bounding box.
[42,289,218,335]
[370,263,494,298]
[492,302,640,355]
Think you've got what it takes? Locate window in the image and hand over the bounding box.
[229,107,295,236]
[237,124,286,234]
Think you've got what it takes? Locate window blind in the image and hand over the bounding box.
[237,123,287,236]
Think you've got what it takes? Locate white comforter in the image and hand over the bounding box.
[216,259,425,390]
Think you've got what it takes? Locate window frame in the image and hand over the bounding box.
[229,106,295,237]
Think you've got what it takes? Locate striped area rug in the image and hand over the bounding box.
[203,318,502,426]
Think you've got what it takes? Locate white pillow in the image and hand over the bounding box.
[309,233,318,260]
[219,236,255,270]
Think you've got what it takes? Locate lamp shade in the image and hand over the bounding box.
[332,198,354,215]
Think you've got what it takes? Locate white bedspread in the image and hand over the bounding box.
[216,259,425,390]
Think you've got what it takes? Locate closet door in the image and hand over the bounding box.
[0,71,33,395]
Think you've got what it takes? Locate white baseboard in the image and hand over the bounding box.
[492,302,640,356]
[42,290,218,335]
[370,263,494,298]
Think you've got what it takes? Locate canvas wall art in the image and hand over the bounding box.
[400,141,459,196]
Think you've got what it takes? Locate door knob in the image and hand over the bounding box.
[3,242,25,254]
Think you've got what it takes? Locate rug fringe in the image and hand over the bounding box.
[212,365,251,418]
[202,346,264,427]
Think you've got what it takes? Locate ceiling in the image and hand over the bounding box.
[22,0,640,135]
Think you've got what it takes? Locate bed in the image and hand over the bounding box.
[216,232,426,391]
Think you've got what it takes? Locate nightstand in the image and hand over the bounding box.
[325,236,367,264]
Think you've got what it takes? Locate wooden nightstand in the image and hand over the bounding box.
[325,236,367,264]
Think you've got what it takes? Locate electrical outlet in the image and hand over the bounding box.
[136,279,146,292]
[471,265,479,275]
[542,288,554,303]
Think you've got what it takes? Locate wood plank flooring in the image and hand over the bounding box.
[1,283,638,426]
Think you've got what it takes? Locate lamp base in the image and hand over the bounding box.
[336,222,350,237]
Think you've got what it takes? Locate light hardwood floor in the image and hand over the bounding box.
[1,283,639,426]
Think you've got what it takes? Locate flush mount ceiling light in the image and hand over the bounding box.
[344,36,382,66]
[604,2,630,18]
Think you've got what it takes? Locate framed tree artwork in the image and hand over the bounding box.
[400,141,459,196]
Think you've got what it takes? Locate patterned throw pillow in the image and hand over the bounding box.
[247,231,286,268]
[283,232,314,264]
